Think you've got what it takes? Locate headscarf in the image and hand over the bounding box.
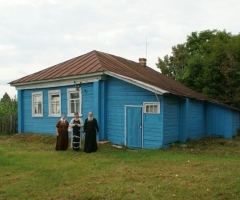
[60,116,66,123]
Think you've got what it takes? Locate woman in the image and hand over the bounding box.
[69,112,83,151]
[84,111,99,153]
[55,115,69,151]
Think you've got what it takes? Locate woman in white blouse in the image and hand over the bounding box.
[69,112,83,151]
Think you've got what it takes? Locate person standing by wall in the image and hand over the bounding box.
[84,111,99,153]
[55,115,69,151]
[69,112,83,151]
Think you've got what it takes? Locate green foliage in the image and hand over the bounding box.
[157,29,240,108]
[0,92,17,115]
[156,44,188,80]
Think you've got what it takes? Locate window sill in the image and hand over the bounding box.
[67,113,83,117]
[143,112,160,114]
[32,115,43,117]
[48,114,61,117]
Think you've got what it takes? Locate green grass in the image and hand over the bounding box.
[1,134,240,200]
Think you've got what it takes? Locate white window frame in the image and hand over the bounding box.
[67,88,82,117]
[48,90,61,117]
[32,91,43,117]
[143,102,160,114]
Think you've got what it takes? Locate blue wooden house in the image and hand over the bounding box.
[10,50,240,148]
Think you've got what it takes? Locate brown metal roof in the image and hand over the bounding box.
[9,50,236,109]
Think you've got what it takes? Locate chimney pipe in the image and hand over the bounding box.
[139,58,147,66]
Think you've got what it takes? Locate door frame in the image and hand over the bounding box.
[124,105,144,148]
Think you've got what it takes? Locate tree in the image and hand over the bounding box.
[0,92,18,115]
[156,44,188,80]
[156,30,240,108]
[1,92,11,103]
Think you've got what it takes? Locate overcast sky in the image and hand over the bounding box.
[1,0,240,99]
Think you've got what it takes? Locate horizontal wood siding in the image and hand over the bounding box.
[82,83,94,119]
[99,80,107,140]
[232,110,240,136]
[143,113,163,148]
[188,100,206,139]
[21,84,93,134]
[106,76,163,148]
[179,99,188,142]
[23,87,68,134]
[163,96,180,145]
[206,103,232,138]
[18,90,24,133]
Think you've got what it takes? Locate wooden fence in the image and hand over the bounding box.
[0,115,18,134]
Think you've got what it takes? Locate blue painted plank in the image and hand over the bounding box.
[106,76,163,147]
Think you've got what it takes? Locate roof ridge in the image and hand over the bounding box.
[96,51,154,80]
[92,50,107,71]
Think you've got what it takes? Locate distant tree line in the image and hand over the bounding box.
[156,30,240,109]
[0,93,17,134]
[0,92,17,115]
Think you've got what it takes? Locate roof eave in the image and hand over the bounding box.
[10,72,106,90]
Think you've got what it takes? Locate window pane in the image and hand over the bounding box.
[150,105,153,113]
[69,91,80,114]
[56,104,60,114]
[51,94,59,101]
[34,104,38,114]
[146,105,149,113]
[76,100,80,112]
[145,104,159,114]
[71,101,75,113]
[34,95,41,102]
[35,102,42,114]
[50,102,60,114]
[39,103,42,114]
[70,92,79,99]
[50,92,59,114]
[51,104,56,114]
[33,93,42,115]
[154,105,158,113]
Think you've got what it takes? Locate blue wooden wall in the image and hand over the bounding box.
[206,103,232,138]
[106,76,163,148]
[19,84,94,135]
[162,96,180,146]
[18,90,24,133]
[21,86,70,134]
[17,75,240,149]
[81,83,94,119]
[187,99,206,139]
[143,110,163,149]
[232,110,240,136]
[18,77,164,149]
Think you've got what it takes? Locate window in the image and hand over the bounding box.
[48,90,61,116]
[67,88,81,116]
[144,102,160,114]
[32,92,43,117]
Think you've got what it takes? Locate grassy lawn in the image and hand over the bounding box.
[0,133,240,200]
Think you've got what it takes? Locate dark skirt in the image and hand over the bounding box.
[84,131,98,153]
[72,127,81,151]
[55,132,68,150]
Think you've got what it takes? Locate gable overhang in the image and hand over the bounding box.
[10,72,106,90]
[104,71,169,95]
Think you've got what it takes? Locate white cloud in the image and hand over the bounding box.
[1,0,240,99]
